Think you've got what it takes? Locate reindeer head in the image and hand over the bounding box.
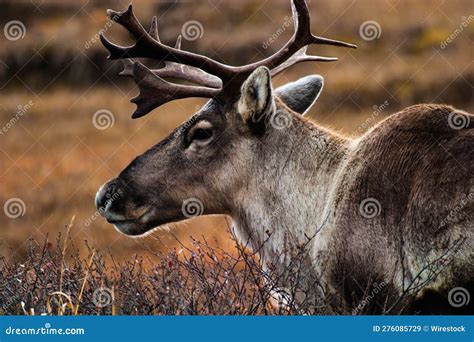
[95,0,355,236]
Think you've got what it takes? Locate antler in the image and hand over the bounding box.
[100,0,356,118]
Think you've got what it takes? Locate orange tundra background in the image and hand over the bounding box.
[0,0,472,262]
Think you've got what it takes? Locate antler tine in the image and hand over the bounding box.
[270,47,337,77]
[153,33,221,88]
[117,15,222,117]
[122,59,221,118]
[230,0,356,79]
[102,1,356,78]
[291,0,357,49]
[100,4,233,80]
[118,24,222,89]
[174,35,182,49]
[131,62,220,119]
[149,16,159,42]
[101,0,356,118]
[153,34,222,88]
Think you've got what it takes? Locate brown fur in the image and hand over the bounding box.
[97,68,473,314]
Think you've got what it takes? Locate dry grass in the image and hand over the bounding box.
[0,0,473,263]
[1,229,412,315]
[0,232,291,315]
[3,226,462,315]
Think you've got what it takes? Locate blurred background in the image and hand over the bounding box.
[0,0,472,261]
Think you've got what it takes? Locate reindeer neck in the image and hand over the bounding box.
[231,105,352,259]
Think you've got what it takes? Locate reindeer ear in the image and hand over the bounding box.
[275,75,324,116]
[237,66,274,123]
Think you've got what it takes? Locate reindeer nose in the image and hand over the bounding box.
[95,179,119,214]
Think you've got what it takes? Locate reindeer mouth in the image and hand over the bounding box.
[96,180,184,235]
[108,209,183,237]
[103,207,153,236]
[105,208,149,224]
[107,218,138,224]
[110,217,152,236]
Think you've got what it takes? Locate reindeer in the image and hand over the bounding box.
[96,0,473,314]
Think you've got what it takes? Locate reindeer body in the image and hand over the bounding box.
[96,1,473,314]
[232,102,473,313]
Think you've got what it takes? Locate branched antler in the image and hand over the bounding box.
[100,0,356,118]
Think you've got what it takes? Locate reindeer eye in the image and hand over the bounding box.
[190,128,213,142]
